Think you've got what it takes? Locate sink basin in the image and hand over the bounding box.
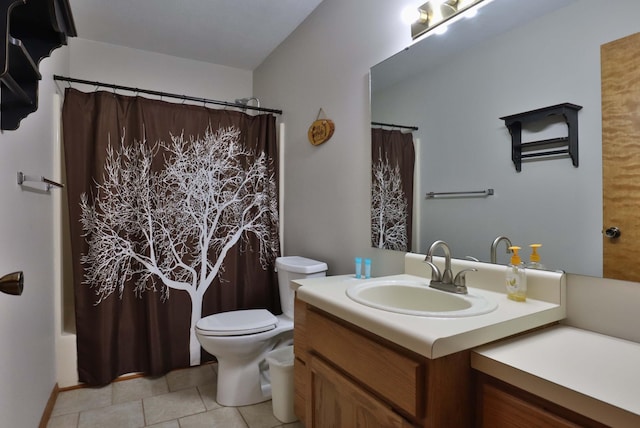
[346,278,498,317]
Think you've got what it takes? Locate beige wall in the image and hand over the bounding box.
[255,0,416,276]
[68,38,253,104]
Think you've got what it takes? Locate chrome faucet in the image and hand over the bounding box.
[424,240,475,294]
[425,240,454,283]
[491,235,513,264]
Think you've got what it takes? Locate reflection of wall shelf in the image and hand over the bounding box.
[500,103,583,172]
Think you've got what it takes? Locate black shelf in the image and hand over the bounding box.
[0,0,76,130]
[500,103,583,172]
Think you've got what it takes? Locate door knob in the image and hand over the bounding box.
[0,271,23,295]
[605,226,621,239]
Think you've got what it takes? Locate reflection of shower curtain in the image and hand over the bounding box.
[62,88,281,385]
[371,128,415,251]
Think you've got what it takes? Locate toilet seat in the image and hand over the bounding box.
[196,309,277,336]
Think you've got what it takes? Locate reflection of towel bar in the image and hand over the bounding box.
[426,188,494,199]
[17,172,64,191]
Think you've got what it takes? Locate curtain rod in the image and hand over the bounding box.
[371,121,418,131]
[53,75,283,115]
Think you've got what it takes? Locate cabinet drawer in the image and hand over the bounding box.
[481,382,582,428]
[476,375,608,428]
[307,309,425,419]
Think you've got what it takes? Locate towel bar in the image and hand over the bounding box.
[426,188,494,199]
[17,171,64,191]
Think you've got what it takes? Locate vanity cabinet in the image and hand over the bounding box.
[475,374,607,428]
[294,298,472,428]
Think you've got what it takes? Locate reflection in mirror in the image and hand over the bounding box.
[371,127,416,251]
[368,0,640,279]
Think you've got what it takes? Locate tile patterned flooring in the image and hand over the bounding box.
[47,363,303,428]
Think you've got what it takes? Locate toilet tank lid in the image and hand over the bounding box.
[276,256,328,274]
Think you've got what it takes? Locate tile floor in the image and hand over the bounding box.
[47,363,303,428]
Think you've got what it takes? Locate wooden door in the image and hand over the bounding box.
[601,32,640,281]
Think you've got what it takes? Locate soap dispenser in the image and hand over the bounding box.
[527,244,545,270]
[505,246,527,302]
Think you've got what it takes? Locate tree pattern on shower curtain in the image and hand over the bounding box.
[371,128,415,251]
[80,127,279,365]
[371,152,409,250]
[62,88,281,385]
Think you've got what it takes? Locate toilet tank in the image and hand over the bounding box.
[276,256,328,319]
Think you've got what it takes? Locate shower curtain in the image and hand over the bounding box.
[371,128,415,251]
[62,88,281,385]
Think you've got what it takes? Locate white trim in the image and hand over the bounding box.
[413,137,421,252]
[278,123,285,255]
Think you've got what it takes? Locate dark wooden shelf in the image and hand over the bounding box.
[0,0,76,130]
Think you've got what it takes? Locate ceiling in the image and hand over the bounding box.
[68,0,324,70]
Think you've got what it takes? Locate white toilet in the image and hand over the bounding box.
[195,256,328,407]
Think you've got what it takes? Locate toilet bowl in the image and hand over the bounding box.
[195,256,328,407]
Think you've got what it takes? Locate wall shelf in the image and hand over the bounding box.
[0,0,76,130]
[500,103,583,172]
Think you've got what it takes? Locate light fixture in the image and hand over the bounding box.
[409,0,487,40]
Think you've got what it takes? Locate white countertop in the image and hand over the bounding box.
[472,325,640,427]
[295,272,565,359]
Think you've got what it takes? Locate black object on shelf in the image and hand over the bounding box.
[500,103,583,172]
[0,0,76,130]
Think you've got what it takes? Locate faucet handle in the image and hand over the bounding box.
[424,261,442,282]
[453,268,477,287]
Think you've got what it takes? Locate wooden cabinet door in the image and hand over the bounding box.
[308,356,415,428]
[476,375,607,428]
[480,382,581,428]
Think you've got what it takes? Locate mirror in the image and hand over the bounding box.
[370,0,633,278]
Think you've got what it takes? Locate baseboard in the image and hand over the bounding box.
[39,383,59,428]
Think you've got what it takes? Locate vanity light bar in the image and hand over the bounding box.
[411,0,488,40]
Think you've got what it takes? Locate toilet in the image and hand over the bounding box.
[195,256,328,407]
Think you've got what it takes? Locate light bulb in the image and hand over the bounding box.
[434,24,448,35]
[464,8,478,18]
[401,6,420,24]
